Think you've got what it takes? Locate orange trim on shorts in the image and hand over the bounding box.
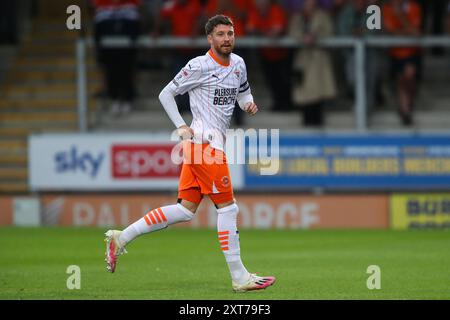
[178,188,203,204]
[209,192,234,205]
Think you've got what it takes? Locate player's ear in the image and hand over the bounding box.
[207,34,212,45]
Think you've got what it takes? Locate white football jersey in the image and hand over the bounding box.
[167,50,251,151]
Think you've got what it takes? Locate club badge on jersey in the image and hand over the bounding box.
[173,68,192,87]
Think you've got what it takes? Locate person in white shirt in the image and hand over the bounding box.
[104,14,276,292]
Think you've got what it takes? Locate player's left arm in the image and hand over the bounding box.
[237,61,258,116]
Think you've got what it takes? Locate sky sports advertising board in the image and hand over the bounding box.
[28,133,244,191]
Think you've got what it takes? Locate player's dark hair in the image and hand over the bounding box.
[205,15,234,35]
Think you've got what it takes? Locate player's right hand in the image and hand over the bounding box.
[177,125,194,140]
[244,102,258,116]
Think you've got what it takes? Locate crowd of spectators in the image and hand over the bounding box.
[90,0,450,127]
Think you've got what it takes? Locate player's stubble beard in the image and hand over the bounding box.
[216,41,234,59]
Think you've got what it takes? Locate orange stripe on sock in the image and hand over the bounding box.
[220,241,229,246]
[153,209,163,223]
[148,211,157,224]
[221,247,229,251]
[157,208,167,222]
[218,236,228,241]
[144,215,152,225]
[218,231,229,235]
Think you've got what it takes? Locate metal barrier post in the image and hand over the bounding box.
[355,39,367,132]
[76,38,88,132]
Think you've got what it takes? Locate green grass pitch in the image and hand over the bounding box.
[0,227,449,299]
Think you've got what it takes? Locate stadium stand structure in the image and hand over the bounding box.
[0,0,98,193]
[0,0,450,193]
[94,49,450,132]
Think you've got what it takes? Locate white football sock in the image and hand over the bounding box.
[217,203,250,285]
[119,203,194,246]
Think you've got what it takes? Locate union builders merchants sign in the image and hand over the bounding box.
[244,133,450,191]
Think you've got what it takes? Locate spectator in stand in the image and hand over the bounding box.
[330,0,348,23]
[246,0,292,112]
[337,0,367,39]
[93,0,142,116]
[429,0,448,46]
[282,0,334,19]
[0,1,19,44]
[156,0,203,113]
[417,0,447,54]
[383,0,423,126]
[337,0,382,114]
[157,0,203,70]
[141,0,164,33]
[446,0,450,34]
[204,0,251,37]
[289,0,337,126]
